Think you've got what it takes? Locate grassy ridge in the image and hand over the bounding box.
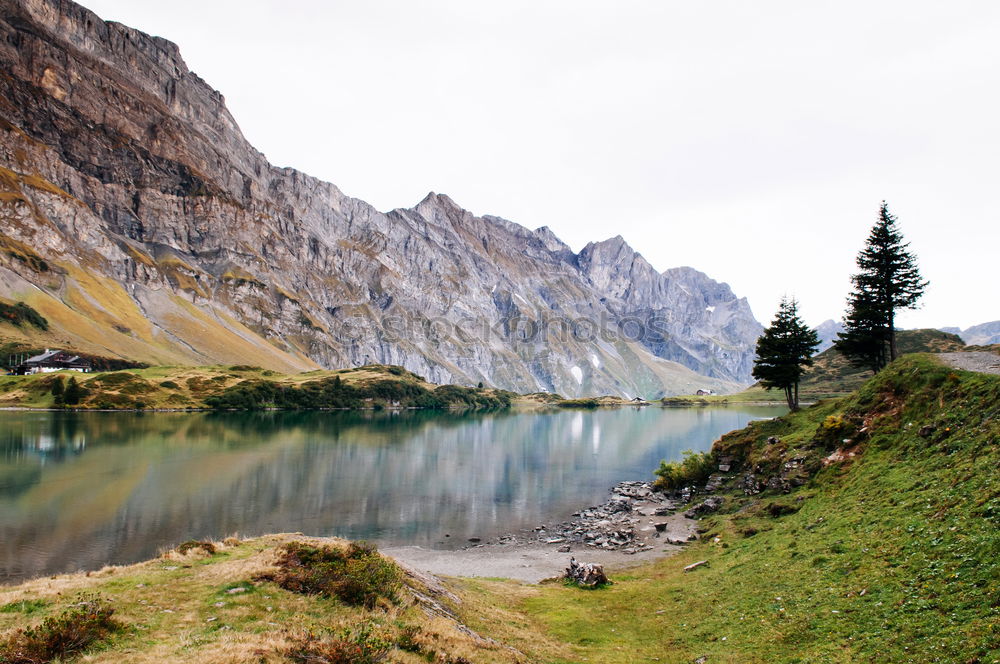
[0,364,514,411]
[663,328,967,405]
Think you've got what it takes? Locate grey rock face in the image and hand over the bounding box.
[956,321,1000,346]
[0,0,762,396]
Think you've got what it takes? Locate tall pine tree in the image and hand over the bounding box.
[835,202,927,372]
[752,297,820,411]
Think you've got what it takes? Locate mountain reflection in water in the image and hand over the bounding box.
[0,406,785,581]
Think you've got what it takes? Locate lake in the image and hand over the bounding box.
[0,405,785,581]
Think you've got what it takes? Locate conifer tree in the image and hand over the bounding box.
[50,375,65,406]
[835,202,927,372]
[64,376,83,405]
[752,297,820,410]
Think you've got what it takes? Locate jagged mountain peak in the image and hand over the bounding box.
[532,226,573,255]
[0,0,764,396]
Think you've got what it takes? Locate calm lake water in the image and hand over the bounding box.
[0,406,785,581]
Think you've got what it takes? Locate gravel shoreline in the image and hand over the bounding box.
[940,351,1000,375]
[386,481,698,583]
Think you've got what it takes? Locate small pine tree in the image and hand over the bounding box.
[63,376,83,405]
[835,202,927,372]
[752,297,820,411]
[51,375,65,406]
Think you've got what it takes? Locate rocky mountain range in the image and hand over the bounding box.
[0,0,762,397]
[813,319,845,354]
[939,321,1000,347]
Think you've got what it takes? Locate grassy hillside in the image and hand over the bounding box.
[490,353,999,662]
[2,353,996,662]
[0,364,513,410]
[666,328,967,404]
[795,328,965,396]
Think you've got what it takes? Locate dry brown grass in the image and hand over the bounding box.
[0,535,537,664]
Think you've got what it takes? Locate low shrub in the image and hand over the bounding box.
[285,622,391,664]
[0,594,122,663]
[653,449,716,492]
[256,541,401,609]
[159,380,179,389]
[394,624,422,653]
[557,398,599,409]
[816,414,855,447]
[175,539,216,555]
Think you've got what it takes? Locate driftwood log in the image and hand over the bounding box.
[565,557,609,587]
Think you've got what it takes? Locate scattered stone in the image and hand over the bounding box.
[684,496,723,519]
[482,480,690,553]
[766,476,790,493]
[226,587,248,595]
[741,473,762,496]
[767,436,781,445]
[565,557,609,587]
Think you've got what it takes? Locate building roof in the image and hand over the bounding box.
[22,350,90,366]
[24,350,60,364]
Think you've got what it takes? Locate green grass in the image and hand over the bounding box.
[504,353,1000,663]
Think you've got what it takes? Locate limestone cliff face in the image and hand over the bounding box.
[0,0,762,396]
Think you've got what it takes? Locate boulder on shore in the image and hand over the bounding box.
[565,557,609,588]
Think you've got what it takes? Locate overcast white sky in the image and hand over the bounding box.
[84,1,1000,330]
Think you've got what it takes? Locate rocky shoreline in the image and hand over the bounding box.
[388,480,707,582]
[486,481,697,554]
